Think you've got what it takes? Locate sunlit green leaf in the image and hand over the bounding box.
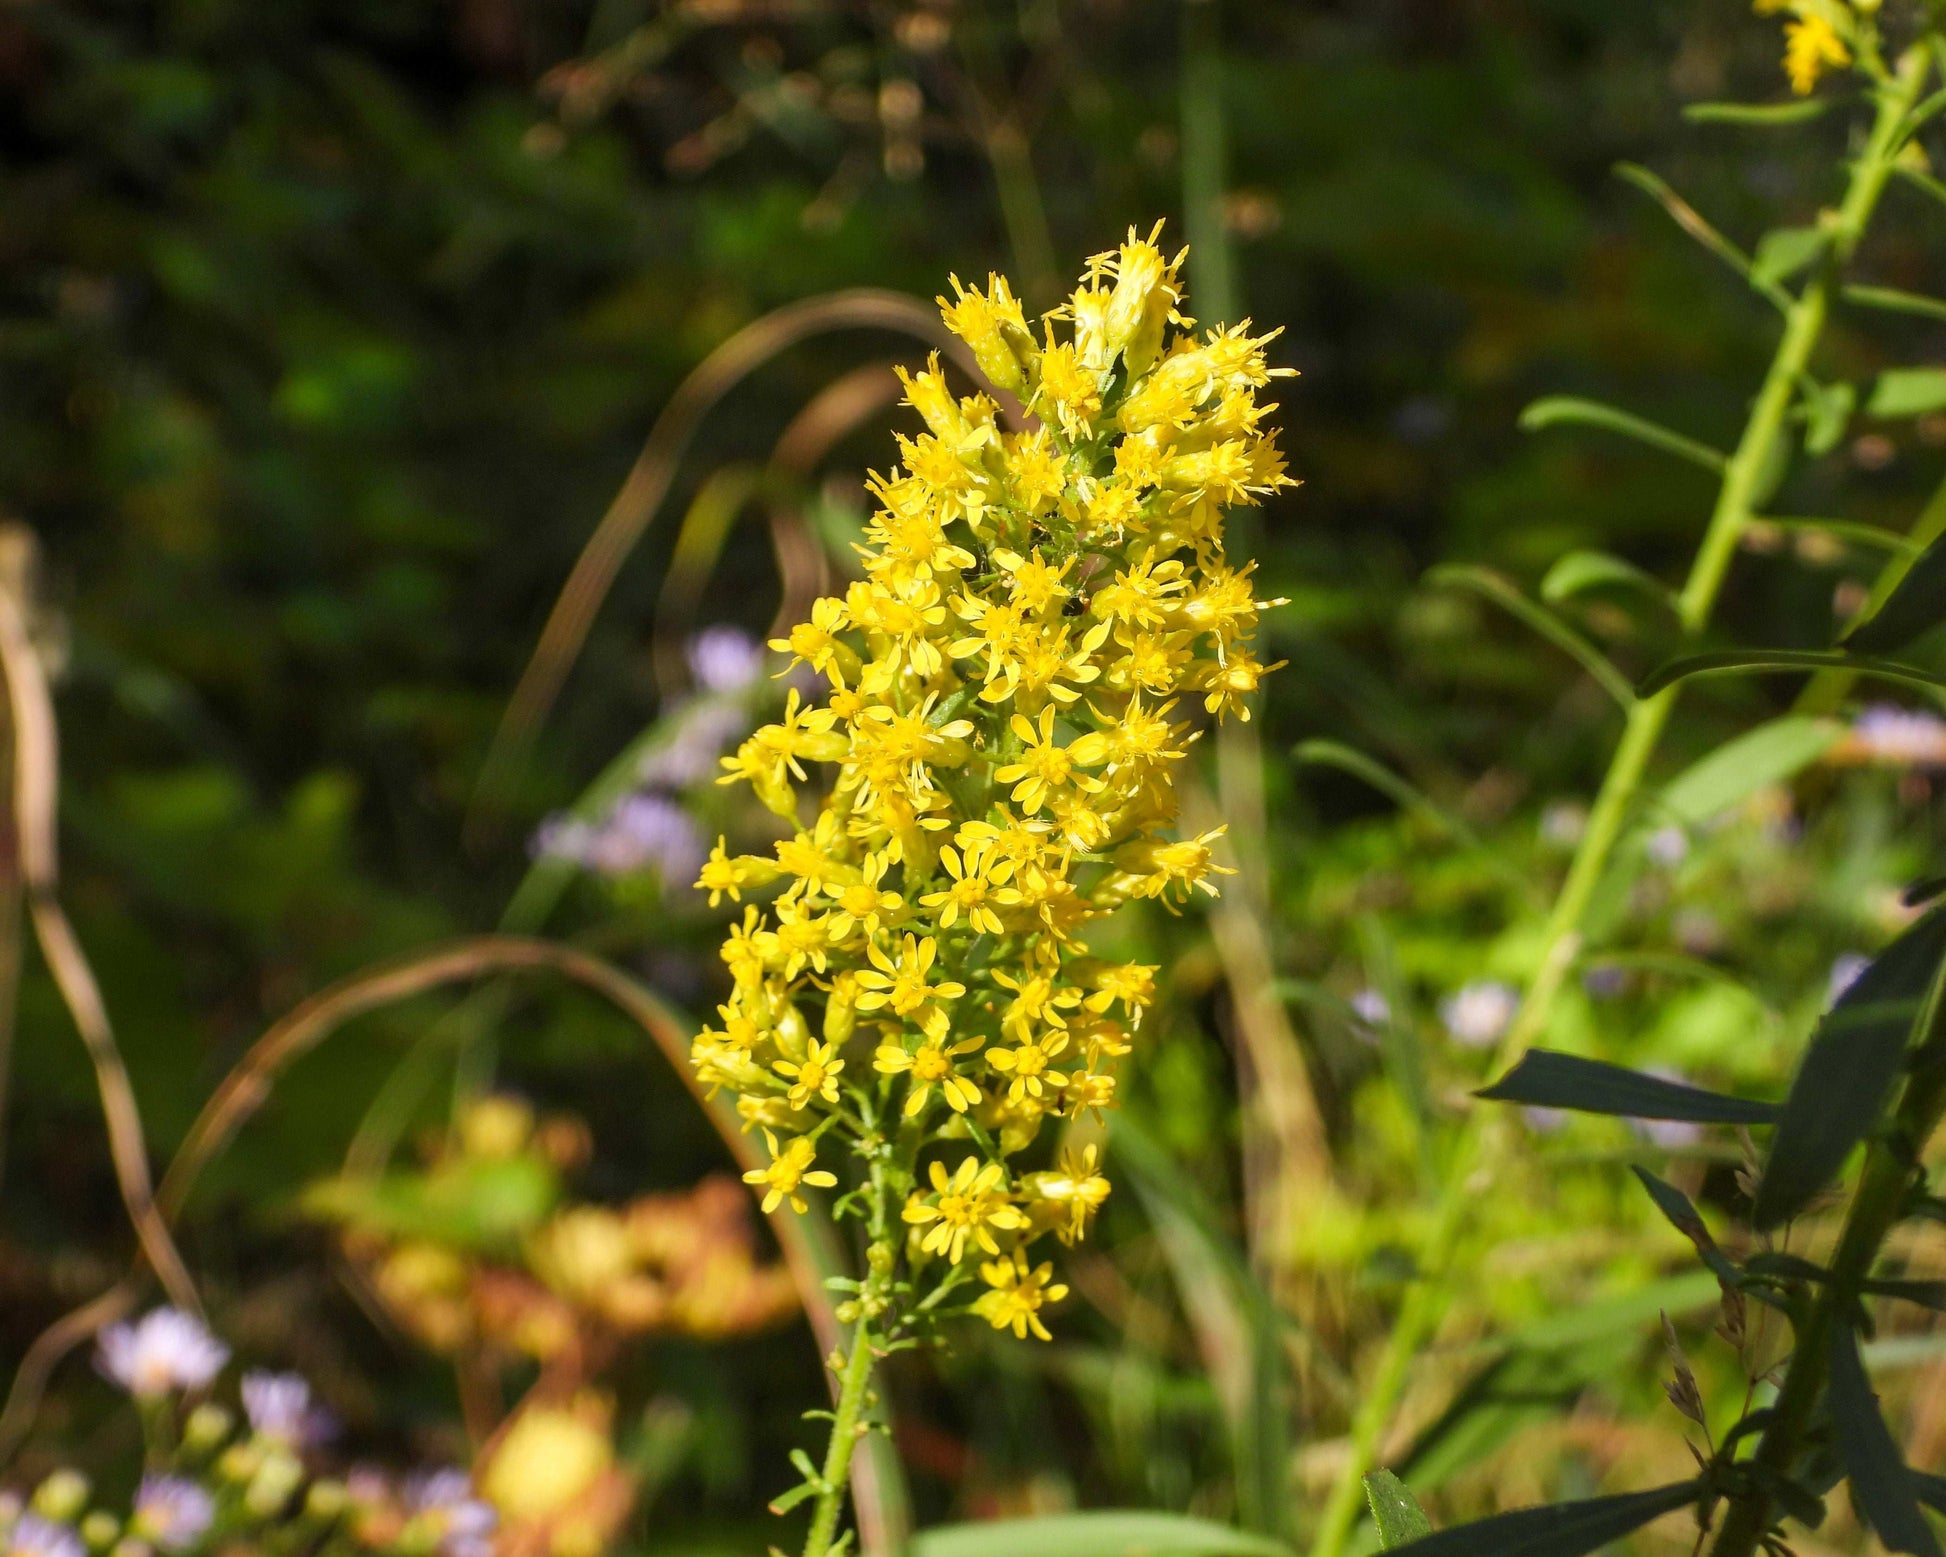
[1365,1472,1433,1550]
[1753,226,1828,286]
[1655,716,1844,827]
[1682,98,1833,124]
[907,1513,1295,1557]
[1868,368,1946,419]
[1518,395,1726,471]
[1538,550,1675,610]
[1639,649,1946,699]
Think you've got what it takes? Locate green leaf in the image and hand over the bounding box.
[1754,905,1946,1229]
[1868,368,1946,419]
[1913,1471,1946,1517]
[1754,225,1829,286]
[1365,1473,1434,1550]
[1478,1050,1781,1124]
[1844,533,1946,655]
[1683,98,1834,124]
[1801,379,1856,457]
[1638,649,1946,699]
[1631,1167,1743,1287]
[1519,395,1727,472]
[1379,1483,1701,1557]
[1538,550,1675,611]
[1843,284,1946,325]
[907,1513,1296,1557]
[1655,716,1845,827]
[1612,163,1788,310]
[1828,1325,1944,1557]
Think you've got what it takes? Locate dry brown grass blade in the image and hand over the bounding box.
[466,288,977,844]
[647,362,905,699]
[0,578,200,1316]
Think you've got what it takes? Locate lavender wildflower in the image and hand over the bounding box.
[131,1478,214,1552]
[685,626,764,695]
[5,1516,83,1557]
[97,1309,229,1398]
[402,1471,495,1557]
[241,1371,335,1449]
[1848,704,1946,768]
[1827,952,1871,1008]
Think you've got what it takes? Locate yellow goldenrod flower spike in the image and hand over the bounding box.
[1782,13,1850,95]
[697,221,1289,1338]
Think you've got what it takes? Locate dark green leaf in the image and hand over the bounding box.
[1631,1167,1743,1286]
[1638,649,1946,699]
[1869,368,1946,419]
[1828,1324,1943,1556]
[1755,905,1946,1229]
[1913,1471,1946,1517]
[1844,534,1946,655]
[907,1513,1296,1557]
[1478,1050,1781,1124]
[1905,875,1946,910]
[1380,1483,1700,1557]
[1861,1277,1946,1311]
[1365,1472,1434,1550]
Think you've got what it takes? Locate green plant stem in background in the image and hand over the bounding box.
[1306,47,1934,1557]
[1706,1023,1946,1557]
[801,1319,878,1557]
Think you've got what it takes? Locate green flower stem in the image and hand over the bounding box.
[1706,1039,1946,1557]
[801,1318,880,1557]
[1306,49,1933,1557]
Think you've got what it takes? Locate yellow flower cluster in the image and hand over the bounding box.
[1754,0,1855,94]
[695,225,1291,1340]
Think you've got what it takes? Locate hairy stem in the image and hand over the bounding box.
[801,1320,879,1557]
[1306,49,1933,1557]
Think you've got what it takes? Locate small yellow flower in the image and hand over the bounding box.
[1021,1145,1112,1245]
[986,1030,1072,1104]
[773,1040,846,1110]
[995,707,1109,814]
[972,1249,1069,1341]
[743,1132,837,1214]
[902,1156,1026,1263]
[918,843,1019,934]
[875,1034,984,1116]
[855,933,966,1031]
[1783,14,1849,95]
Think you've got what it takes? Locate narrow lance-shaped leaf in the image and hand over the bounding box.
[1755,904,1946,1229]
[1539,550,1676,612]
[1682,98,1834,125]
[1518,395,1727,472]
[1843,284,1946,325]
[1631,1167,1743,1287]
[1479,1051,1782,1124]
[1639,649,1946,700]
[1844,532,1946,655]
[1365,1472,1434,1550]
[1828,1324,1944,1557]
[1868,368,1946,419]
[907,1513,1296,1557]
[1655,716,1844,828]
[1379,1482,1701,1557]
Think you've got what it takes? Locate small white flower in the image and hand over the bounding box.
[132,1476,215,1552]
[1440,981,1519,1048]
[96,1309,229,1398]
[1348,988,1390,1028]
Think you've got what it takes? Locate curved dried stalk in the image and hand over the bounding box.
[0,577,199,1317]
[466,289,983,844]
[648,361,905,699]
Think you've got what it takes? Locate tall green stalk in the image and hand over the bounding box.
[1307,46,1935,1557]
[801,1319,880,1557]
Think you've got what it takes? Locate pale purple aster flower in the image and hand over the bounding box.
[638,699,751,788]
[132,1476,214,1552]
[97,1309,229,1398]
[686,626,764,695]
[1646,826,1689,867]
[241,1371,334,1449]
[1581,964,1629,1000]
[403,1470,496,1557]
[1630,1067,1705,1151]
[1440,981,1519,1049]
[1828,952,1872,1008]
[1850,704,1946,768]
[5,1515,84,1557]
[1522,1106,1569,1134]
[587,794,707,882]
[1348,989,1390,1028]
[532,815,596,865]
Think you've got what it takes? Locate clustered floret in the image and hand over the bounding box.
[692,224,1291,1340]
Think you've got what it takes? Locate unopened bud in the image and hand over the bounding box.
[33,1470,90,1523]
